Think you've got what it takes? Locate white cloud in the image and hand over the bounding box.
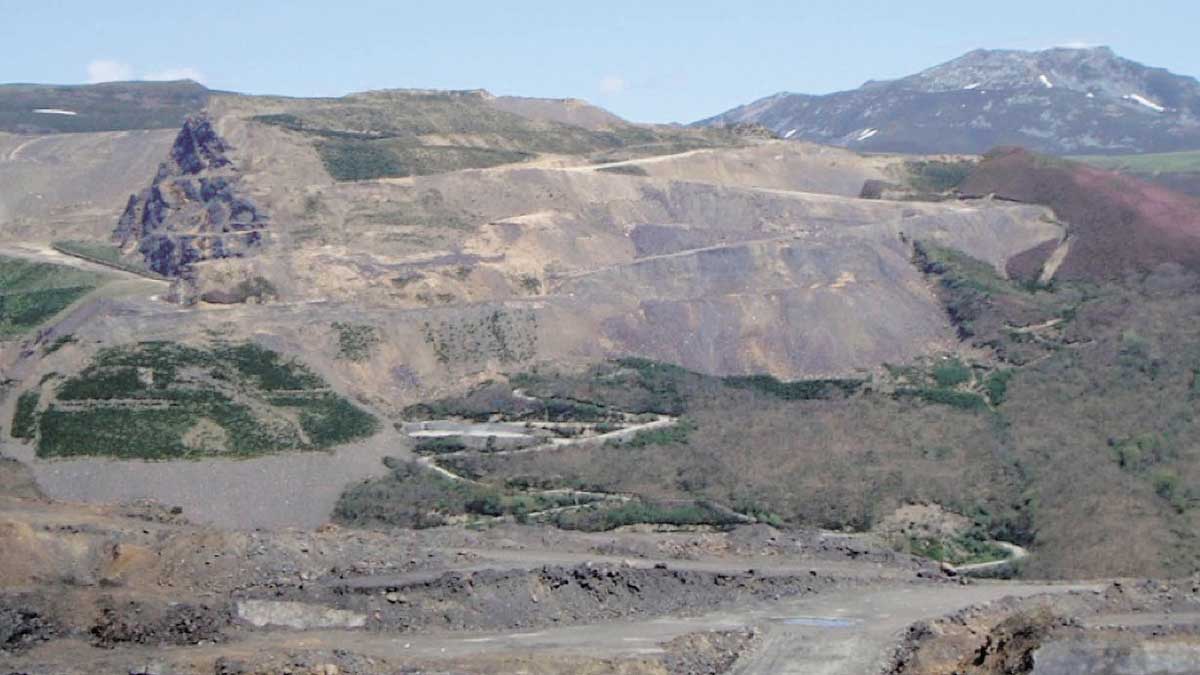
[1056,40,1099,49]
[599,75,626,95]
[144,67,206,83]
[86,59,134,83]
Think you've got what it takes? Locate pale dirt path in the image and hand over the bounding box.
[952,541,1030,576]
[5,136,46,162]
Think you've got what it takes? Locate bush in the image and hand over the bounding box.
[983,369,1014,405]
[932,359,972,388]
[721,374,864,400]
[414,437,469,455]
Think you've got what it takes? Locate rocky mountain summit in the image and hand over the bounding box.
[699,46,1200,155]
[114,115,268,277]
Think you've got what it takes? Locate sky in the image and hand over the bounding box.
[2,0,1199,123]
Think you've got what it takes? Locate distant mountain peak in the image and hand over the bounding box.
[698,46,1200,155]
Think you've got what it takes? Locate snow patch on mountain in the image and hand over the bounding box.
[1125,93,1165,112]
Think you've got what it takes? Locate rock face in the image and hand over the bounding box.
[699,46,1200,155]
[115,116,268,277]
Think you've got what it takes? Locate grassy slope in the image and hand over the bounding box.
[0,255,108,339]
[51,241,165,280]
[1071,150,1200,173]
[21,341,378,460]
[0,81,208,134]
[253,91,744,180]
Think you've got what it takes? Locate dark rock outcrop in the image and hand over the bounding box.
[115,116,268,277]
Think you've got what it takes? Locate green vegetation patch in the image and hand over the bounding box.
[622,419,696,448]
[1071,150,1200,174]
[903,159,975,193]
[0,255,108,339]
[254,94,744,182]
[10,391,40,439]
[904,529,1011,566]
[548,499,745,532]
[51,241,164,279]
[894,387,988,411]
[333,459,597,528]
[33,341,377,460]
[332,322,381,361]
[721,373,864,400]
[315,139,532,181]
[414,437,470,455]
[596,164,649,176]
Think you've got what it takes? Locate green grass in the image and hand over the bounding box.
[0,256,108,339]
[10,391,39,439]
[51,241,164,279]
[1071,150,1200,174]
[904,159,975,192]
[931,358,972,388]
[34,341,377,460]
[906,530,1011,566]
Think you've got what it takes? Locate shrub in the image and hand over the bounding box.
[932,359,972,388]
[721,374,863,400]
[983,369,1014,405]
[414,437,469,455]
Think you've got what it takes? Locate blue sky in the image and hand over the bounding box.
[2,0,1198,123]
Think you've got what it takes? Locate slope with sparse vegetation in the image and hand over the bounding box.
[19,341,378,460]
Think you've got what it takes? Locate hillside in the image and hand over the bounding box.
[698,46,1200,155]
[2,76,1199,588]
[957,147,1200,281]
[0,80,209,134]
[1073,149,1200,197]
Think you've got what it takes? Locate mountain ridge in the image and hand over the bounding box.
[698,46,1200,155]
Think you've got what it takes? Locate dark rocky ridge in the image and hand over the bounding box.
[699,46,1200,155]
[114,115,268,277]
